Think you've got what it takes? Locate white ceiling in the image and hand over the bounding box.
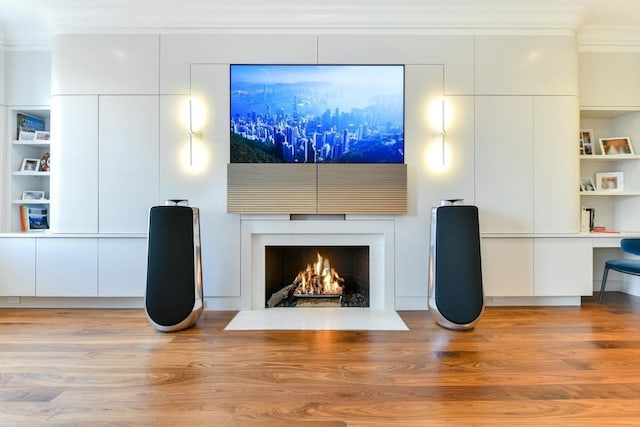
[1,0,639,50]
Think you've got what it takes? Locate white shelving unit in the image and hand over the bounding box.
[580,111,640,233]
[5,108,51,233]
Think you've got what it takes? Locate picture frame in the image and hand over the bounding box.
[22,190,45,201]
[34,131,50,141]
[599,137,634,155]
[580,177,595,192]
[580,129,594,156]
[595,172,624,192]
[20,158,40,172]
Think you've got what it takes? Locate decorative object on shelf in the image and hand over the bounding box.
[39,152,50,172]
[580,129,594,155]
[580,177,595,192]
[34,131,50,141]
[21,190,45,201]
[599,137,634,155]
[595,172,624,191]
[17,113,45,140]
[19,204,49,231]
[20,158,40,172]
[581,207,595,232]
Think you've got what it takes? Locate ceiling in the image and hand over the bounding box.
[1,0,639,50]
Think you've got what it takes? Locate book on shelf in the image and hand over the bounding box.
[17,113,46,141]
[19,204,49,232]
[581,207,595,233]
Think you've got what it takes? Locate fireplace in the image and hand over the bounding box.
[228,216,407,329]
[265,246,370,308]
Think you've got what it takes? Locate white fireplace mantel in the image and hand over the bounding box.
[239,215,396,311]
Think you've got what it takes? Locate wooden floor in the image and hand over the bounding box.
[1,293,639,426]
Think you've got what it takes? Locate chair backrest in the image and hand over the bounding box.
[621,239,640,256]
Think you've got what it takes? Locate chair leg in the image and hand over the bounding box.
[598,267,610,304]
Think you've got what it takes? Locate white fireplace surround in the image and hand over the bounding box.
[240,215,395,310]
[226,215,408,330]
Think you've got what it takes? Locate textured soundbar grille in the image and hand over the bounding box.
[227,164,317,214]
[317,164,407,214]
[227,163,407,214]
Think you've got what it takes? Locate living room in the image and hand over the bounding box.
[1,1,640,424]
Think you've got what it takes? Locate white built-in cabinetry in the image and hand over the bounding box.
[5,108,51,233]
[50,96,98,233]
[0,237,36,296]
[579,51,640,234]
[579,111,640,232]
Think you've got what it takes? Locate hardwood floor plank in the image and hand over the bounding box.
[0,292,639,425]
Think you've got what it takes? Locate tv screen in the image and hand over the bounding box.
[230,64,404,163]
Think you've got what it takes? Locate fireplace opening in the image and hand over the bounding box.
[265,246,369,308]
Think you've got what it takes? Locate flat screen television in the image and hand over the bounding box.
[230,64,404,163]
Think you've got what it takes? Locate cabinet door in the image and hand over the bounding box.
[481,238,534,297]
[533,96,580,233]
[98,238,147,297]
[50,96,98,233]
[579,52,640,108]
[99,96,159,233]
[0,238,36,296]
[36,238,98,296]
[476,97,534,233]
[534,238,592,296]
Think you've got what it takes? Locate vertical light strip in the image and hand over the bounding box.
[188,99,194,166]
[441,98,446,165]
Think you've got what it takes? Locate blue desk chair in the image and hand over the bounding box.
[599,238,640,303]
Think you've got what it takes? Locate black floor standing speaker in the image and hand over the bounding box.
[428,201,484,330]
[145,202,203,332]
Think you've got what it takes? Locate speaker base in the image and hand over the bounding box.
[428,297,482,331]
[146,301,203,333]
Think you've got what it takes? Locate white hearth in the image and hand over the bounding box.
[225,215,408,331]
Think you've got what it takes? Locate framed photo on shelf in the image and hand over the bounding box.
[599,137,634,155]
[580,177,595,192]
[34,131,50,141]
[20,158,40,172]
[21,190,45,201]
[595,172,624,191]
[580,129,594,155]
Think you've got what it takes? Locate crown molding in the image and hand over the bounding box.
[578,25,640,52]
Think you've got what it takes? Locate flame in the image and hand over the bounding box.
[293,252,344,296]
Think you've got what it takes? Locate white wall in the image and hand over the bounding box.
[5,32,582,308]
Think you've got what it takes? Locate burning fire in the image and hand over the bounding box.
[293,252,344,296]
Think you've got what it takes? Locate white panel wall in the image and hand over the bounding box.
[533,96,580,233]
[396,65,443,303]
[36,238,98,296]
[476,96,534,233]
[99,96,159,233]
[52,34,159,95]
[475,36,578,96]
[579,52,640,107]
[3,50,51,105]
[0,105,5,230]
[0,237,36,296]
[50,95,99,233]
[162,65,241,297]
[159,34,318,94]
[0,48,5,103]
[98,238,146,297]
[318,35,475,95]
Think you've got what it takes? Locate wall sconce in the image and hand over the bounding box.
[426,98,452,172]
[439,99,446,165]
[187,99,199,166]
